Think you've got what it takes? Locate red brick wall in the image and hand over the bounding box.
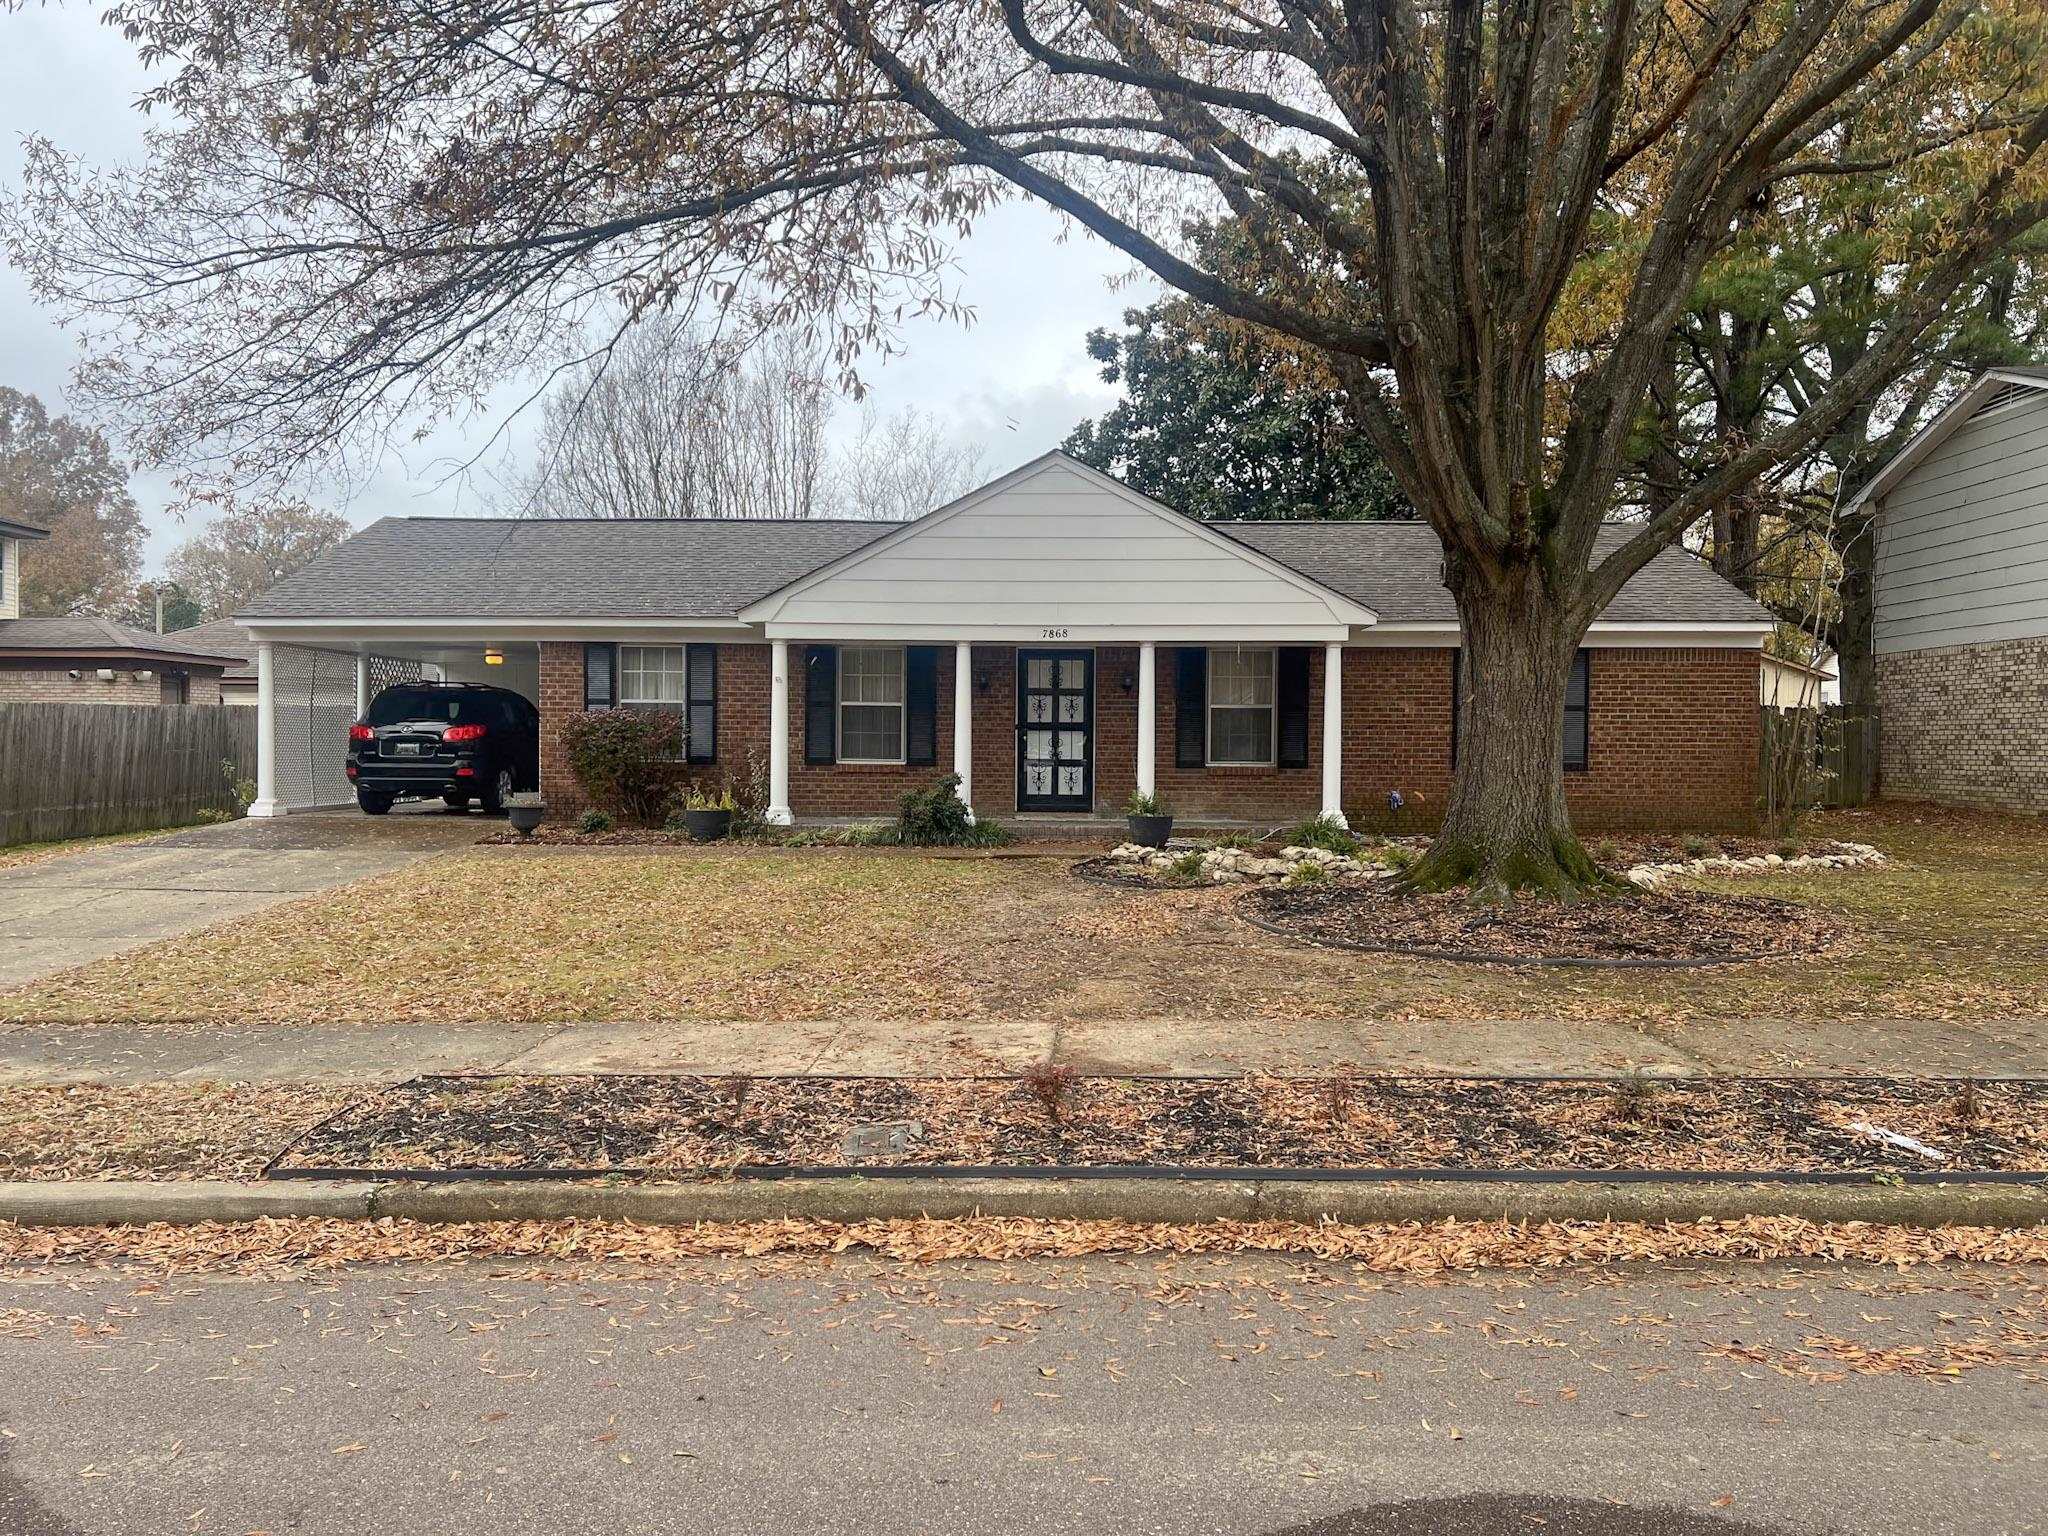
[540,640,1760,830]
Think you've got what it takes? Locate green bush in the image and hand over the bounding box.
[560,710,679,824]
[1124,789,1169,817]
[1168,849,1207,881]
[577,807,614,834]
[895,775,1014,847]
[1284,860,1329,887]
[1285,813,1360,857]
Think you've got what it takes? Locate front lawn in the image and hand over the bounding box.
[0,804,2044,1029]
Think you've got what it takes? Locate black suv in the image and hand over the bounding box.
[346,682,540,815]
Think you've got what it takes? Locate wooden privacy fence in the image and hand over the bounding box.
[0,703,258,848]
[1761,705,1878,815]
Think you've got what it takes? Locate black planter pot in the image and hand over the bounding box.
[683,808,734,843]
[506,804,546,837]
[1127,813,1174,849]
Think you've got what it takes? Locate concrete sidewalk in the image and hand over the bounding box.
[1,1012,2041,1085]
[0,809,485,988]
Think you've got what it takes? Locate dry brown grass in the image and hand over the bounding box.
[0,805,2044,1029]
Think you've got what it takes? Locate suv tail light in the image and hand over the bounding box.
[443,723,488,744]
[348,724,373,742]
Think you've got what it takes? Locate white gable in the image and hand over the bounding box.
[740,454,1378,641]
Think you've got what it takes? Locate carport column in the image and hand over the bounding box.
[1136,641,1157,799]
[952,641,974,820]
[766,639,793,826]
[249,641,286,818]
[1321,643,1346,826]
[354,653,368,719]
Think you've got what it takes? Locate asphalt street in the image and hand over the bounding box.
[0,1252,2040,1535]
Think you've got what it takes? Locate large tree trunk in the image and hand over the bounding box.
[1406,567,1611,899]
[1834,514,1879,805]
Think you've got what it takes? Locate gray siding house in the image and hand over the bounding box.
[1859,367,2048,812]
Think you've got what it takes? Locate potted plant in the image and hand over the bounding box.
[1124,789,1173,848]
[680,785,737,843]
[505,791,546,838]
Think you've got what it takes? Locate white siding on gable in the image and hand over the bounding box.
[749,460,1371,641]
[1876,390,2048,654]
[0,537,19,621]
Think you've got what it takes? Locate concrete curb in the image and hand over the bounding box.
[2,1176,2044,1230]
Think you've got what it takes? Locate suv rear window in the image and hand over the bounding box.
[366,689,485,726]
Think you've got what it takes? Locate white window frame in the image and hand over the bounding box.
[837,645,907,765]
[618,645,688,707]
[1206,646,1277,767]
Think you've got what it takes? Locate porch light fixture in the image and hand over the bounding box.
[973,668,992,692]
[1119,671,1134,693]
[483,647,504,666]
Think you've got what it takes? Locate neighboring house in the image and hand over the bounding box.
[178,616,430,809]
[1855,367,2048,814]
[0,519,232,703]
[236,451,1772,827]
[1760,651,1839,711]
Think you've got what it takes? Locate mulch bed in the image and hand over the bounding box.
[268,1073,2048,1179]
[1242,883,1843,965]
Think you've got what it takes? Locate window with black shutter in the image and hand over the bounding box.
[1175,647,1207,768]
[582,643,616,709]
[904,646,938,766]
[1276,648,1311,769]
[1562,649,1590,771]
[686,645,717,763]
[804,645,838,764]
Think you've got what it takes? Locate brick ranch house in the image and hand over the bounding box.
[235,452,1772,828]
[1,515,234,705]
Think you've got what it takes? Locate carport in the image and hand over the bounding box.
[237,625,541,816]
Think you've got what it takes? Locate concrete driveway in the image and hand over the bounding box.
[0,808,487,989]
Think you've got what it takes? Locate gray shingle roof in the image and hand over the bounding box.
[240,510,1768,628]
[239,517,894,620]
[1222,521,1771,625]
[0,616,239,665]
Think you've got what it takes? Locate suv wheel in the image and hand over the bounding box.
[481,767,515,814]
[358,791,395,816]
[442,793,471,811]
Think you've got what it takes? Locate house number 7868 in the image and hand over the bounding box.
[1040,627,1069,640]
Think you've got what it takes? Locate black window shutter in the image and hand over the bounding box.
[1449,648,1461,766]
[1175,647,1207,769]
[686,645,717,763]
[904,646,938,766]
[582,643,617,709]
[804,645,837,765]
[1561,649,1590,771]
[1276,648,1311,769]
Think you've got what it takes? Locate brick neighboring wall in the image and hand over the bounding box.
[537,640,1761,829]
[0,663,224,706]
[1879,637,2048,814]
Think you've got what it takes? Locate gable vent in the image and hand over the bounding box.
[1972,381,2041,420]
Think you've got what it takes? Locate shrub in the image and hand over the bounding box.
[1124,789,1169,817]
[191,807,234,825]
[1775,838,1803,860]
[1020,1061,1079,1124]
[1376,844,1417,873]
[1284,860,1329,887]
[577,807,614,834]
[1285,813,1360,857]
[221,758,255,816]
[560,709,680,824]
[1681,833,1712,859]
[1168,849,1207,881]
[894,775,1014,847]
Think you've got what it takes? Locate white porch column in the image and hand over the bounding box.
[766,639,793,826]
[1136,641,1157,799]
[249,641,286,818]
[354,652,369,719]
[952,641,974,819]
[1321,642,1347,826]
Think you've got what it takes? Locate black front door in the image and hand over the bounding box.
[1017,650,1092,811]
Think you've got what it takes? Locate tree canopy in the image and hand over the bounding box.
[5,0,2042,890]
[1065,299,1408,521]
[163,492,351,620]
[0,386,146,617]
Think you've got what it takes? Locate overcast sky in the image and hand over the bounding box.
[0,6,1150,575]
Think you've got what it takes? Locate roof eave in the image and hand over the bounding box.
[1844,368,2048,517]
